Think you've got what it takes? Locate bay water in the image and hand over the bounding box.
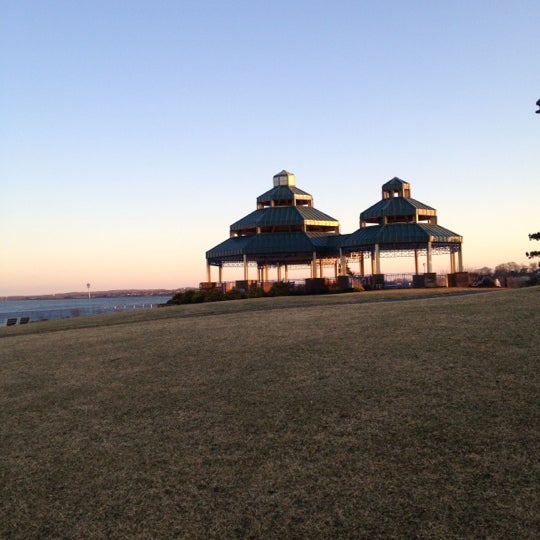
[0,295,173,325]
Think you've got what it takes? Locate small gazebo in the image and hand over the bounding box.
[340,177,464,279]
[205,170,341,284]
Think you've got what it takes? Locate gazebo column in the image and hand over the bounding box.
[334,260,338,278]
[426,242,433,273]
[319,259,323,278]
[360,253,365,277]
[339,248,347,276]
[414,249,419,275]
[243,254,248,280]
[371,250,376,276]
[311,251,317,278]
[450,251,456,273]
[374,244,381,274]
[284,264,289,281]
[264,265,269,281]
[218,265,223,283]
[277,264,282,281]
[458,244,464,272]
[206,262,211,283]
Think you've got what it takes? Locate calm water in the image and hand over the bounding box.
[0,296,173,324]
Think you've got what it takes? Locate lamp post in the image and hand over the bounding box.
[86,283,91,300]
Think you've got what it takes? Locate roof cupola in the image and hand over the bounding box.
[361,177,436,226]
[273,170,296,187]
[382,177,411,199]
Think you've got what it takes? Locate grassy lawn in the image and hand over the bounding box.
[1,287,538,538]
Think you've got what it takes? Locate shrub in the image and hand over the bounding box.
[224,289,246,301]
[166,291,190,305]
[166,289,208,305]
[247,286,265,298]
[474,276,500,288]
[204,288,226,302]
[268,281,293,297]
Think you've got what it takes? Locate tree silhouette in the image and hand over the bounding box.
[526,232,540,259]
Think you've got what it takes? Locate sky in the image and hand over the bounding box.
[1,0,539,296]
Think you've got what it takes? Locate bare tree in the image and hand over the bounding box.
[526,232,540,260]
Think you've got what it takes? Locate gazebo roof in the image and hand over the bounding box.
[382,177,410,191]
[341,223,462,251]
[360,197,435,221]
[207,170,341,265]
[231,206,339,232]
[205,172,464,270]
[256,185,312,204]
[206,231,339,265]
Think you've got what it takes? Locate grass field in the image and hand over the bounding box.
[1,287,538,539]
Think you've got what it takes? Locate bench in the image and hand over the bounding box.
[6,318,17,326]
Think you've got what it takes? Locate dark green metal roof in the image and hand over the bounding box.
[206,222,462,263]
[382,177,409,191]
[360,197,435,221]
[206,231,340,264]
[230,206,338,231]
[256,185,311,204]
[307,232,343,249]
[298,206,338,223]
[206,174,463,266]
[206,235,252,261]
[342,223,462,251]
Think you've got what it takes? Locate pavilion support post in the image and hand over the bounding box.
[339,248,346,276]
[458,244,464,272]
[284,264,289,281]
[375,244,381,274]
[312,252,317,278]
[277,264,282,282]
[264,265,269,281]
[414,249,419,275]
[206,262,211,283]
[334,260,338,278]
[360,253,365,277]
[426,242,433,273]
[450,251,456,273]
[371,251,376,276]
[243,254,248,280]
[319,259,323,278]
[218,265,223,283]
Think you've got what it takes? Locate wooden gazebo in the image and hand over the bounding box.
[204,172,467,288]
[205,171,341,284]
[339,178,464,283]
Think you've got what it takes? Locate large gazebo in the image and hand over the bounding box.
[204,171,466,288]
[205,170,341,284]
[340,177,464,279]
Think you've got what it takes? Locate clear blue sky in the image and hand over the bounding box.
[1,1,539,295]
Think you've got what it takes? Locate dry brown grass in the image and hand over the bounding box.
[1,287,538,538]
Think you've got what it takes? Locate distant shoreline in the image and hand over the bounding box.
[1,289,181,301]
